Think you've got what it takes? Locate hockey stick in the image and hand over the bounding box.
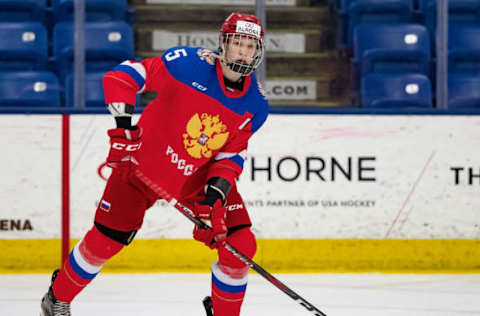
[134,170,327,316]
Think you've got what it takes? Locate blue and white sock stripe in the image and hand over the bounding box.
[69,243,102,280]
[113,60,146,93]
[214,150,247,169]
[211,261,248,294]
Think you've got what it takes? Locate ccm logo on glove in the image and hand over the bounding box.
[111,142,141,151]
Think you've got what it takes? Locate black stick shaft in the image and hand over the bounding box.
[173,200,327,316]
[133,170,327,316]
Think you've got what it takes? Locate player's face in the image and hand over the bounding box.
[225,34,258,65]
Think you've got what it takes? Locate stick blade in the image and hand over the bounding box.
[202,296,213,316]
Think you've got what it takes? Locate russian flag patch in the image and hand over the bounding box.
[100,200,111,212]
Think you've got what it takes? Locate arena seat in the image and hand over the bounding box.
[0,0,47,22]
[361,73,432,108]
[448,74,480,108]
[52,0,127,22]
[421,0,480,35]
[64,71,105,107]
[448,24,480,74]
[64,71,142,107]
[0,71,60,107]
[0,22,48,71]
[353,23,431,75]
[53,21,134,80]
[346,0,415,49]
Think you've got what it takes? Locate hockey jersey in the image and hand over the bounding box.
[103,46,269,200]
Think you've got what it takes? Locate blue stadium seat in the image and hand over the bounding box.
[449,24,480,74]
[64,71,142,107]
[0,0,47,22]
[346,0,415,49]
[53,21,134,80]
[0,22,48,71]
[329,0,342,12]
[338,0,353,14]
[353,23,431,75]
[64,71,105,107]
[0,72,60,107]
[449,74,480,108]
[52,0,127,22]
[361,73,432,108]
[422,0,480,35]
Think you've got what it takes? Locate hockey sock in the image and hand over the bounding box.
[211,227,257,316]
[52,225,124,302]
[211,261,249,316]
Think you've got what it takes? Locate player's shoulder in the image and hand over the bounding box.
[161,46,217,68]
[248,74,269,114]
[160,46,217,83]
[246,74,269,132]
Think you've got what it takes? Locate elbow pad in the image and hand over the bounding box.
[108,102,134,118]
[204,177,232,204]
[108,102,135,129]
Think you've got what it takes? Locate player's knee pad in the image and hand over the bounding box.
[218,227,257,277]
[76,225,125,269]
[94,221,137,246]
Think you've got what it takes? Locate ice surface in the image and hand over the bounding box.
[1,273,479,316]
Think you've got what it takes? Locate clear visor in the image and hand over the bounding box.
[219,33,264,76]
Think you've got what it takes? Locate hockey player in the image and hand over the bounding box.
[41,12,268,316]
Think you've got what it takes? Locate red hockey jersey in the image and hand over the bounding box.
[103,46,269,200]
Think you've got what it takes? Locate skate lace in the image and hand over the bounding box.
[53,300,71,316]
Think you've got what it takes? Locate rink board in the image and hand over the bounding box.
[1,114,479,272]
[1,239,479,273]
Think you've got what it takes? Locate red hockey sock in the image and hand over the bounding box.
[211,261,249,316]
[52,226,124,302]
[211,228,257,316]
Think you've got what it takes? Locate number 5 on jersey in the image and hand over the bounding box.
[165,48,187,62]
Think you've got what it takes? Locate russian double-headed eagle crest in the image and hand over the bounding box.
[257,80,266,97]
[183,113,229,159]
[197,48,216,65]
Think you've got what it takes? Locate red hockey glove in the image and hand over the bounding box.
[106,127,142,178]
[193,200,227,249]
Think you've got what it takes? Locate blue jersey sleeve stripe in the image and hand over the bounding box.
[113,64,145,90]
[228,155,245,169]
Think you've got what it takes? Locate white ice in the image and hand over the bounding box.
[1,273,479,316]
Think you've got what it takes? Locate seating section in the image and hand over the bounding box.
[64,71,104,107]
[346,0,415,49]
[0,22,48,70]
[329,0,480,108]
[0,71,60,107]
[0,0,132,107]
[353,23,430,75]
[52,0,127,22]
[448,24,480,74]
[65,71,142,107]
[448,74,480,108]
[421,0,480,36]
[361,73,432,108]
[54,21,134,80]
[0,0,47,22]
[1,1,480,109]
